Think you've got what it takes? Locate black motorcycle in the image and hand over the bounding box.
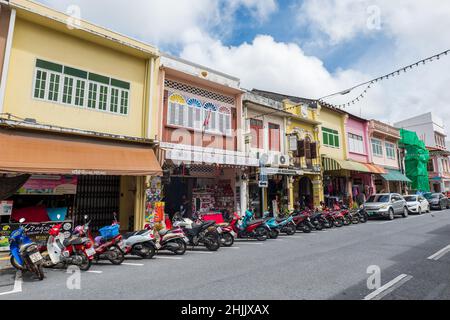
[172,217,221,251]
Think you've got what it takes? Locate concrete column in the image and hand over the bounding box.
[239,178,248,217]
[134,176,146,231]
[312,176,324,209]
[288,176,295,211]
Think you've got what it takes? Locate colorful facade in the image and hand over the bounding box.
[157,55,254,219]
[0,0,162,231]
[369,120,410,194]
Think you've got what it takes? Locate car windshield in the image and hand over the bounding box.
[404,196,417,202]
[424,193,439,199]
[367,195,390,203]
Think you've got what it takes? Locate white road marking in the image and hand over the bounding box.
[122,262,144,266]
[428,245,450,261]
[0,271,22,296]
[221,247,240,249]
[236,242,264,245]
[189,251,214,254]
[86,270,103,274]
[156,256,183,260]
[363,274,412,300]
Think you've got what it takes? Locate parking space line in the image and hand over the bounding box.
[188,251,214,254]
[363,274,412,300]
[86,270,103,274]
[427,245,450,261]
[122,262,144,266]
[221,247,240,249]
[0,271,22,296]
[156,256,183,260]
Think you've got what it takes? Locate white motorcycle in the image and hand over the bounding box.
[121,229,156,259]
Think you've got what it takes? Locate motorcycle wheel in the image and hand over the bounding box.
[360,214,368,223]
[255,227,268,241]
[269,229,279,239]
[314,221,324,231]
[10,256,23,271]
[33,264,45,281]
[108,246,125,265]
[141,243,156,259]
[301,223,312,233]
[221,233,234,247]
[77,252,92,271]
[343,216,352,226]
[286,224,296,236]
[204,233,220,251]
[334,218,344,228]
[173,239,187,255]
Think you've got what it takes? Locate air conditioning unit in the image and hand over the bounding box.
[271,154,290,168]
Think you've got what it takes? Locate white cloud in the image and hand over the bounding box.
[35,0,450,130]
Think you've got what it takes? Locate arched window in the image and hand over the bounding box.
[187,98,202,130]
[204,102,217,132]
[218,106,231,135]
[168,94,186,126]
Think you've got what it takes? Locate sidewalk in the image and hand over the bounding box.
[0,252,12,271]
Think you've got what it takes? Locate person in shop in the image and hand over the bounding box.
[180,195,192,219]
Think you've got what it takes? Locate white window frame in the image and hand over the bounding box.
[371,138,383,157]
[47,71,62,103]
[32,68,49,101]
[348,133,364,154]
[385,142,396,160]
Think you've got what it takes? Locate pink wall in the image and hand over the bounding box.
[345,116,371,164]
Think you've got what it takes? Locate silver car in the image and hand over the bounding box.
[363,193,409,220]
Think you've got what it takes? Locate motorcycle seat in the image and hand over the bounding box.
[276,218,286,223]
[63,237,86,246]
[247,219,264,226]
[159,229,180,236]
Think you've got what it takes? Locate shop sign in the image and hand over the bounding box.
[258,181,269,188]
[17,175,78,195]
[261,168,303,176]
[0,220,73,251]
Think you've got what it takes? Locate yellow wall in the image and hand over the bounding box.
[317,106,348,161]
[4,18,152,138]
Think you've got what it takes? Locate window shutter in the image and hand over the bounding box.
[310,142,318,159]
[297,140,305,157]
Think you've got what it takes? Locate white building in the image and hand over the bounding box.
[394,112,450,193]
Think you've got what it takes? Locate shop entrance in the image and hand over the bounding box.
[268,176,287,216]
[298,177,313,210]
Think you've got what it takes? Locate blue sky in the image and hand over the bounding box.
[37,0,450,127]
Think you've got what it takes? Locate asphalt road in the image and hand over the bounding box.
[2,209,450,300]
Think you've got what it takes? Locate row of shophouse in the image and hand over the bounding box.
[0,0,447,232]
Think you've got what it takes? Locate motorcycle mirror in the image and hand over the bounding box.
[19,218,25,224]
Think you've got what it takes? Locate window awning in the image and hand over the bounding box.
[364,164,387,174]
[323,157,371,173]
[0,130,162,176]
[381,169,412,183]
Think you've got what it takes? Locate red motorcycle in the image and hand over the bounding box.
[74,215,125,265]
[43,222,95,271]
[292,210,315,233]
[230,211,270,241]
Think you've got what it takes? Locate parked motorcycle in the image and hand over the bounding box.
[145,224,189,255]
[121,229,156,259]
[229,211,270,241]
[172,217,221,251]
[264,212,297,237]
[292,210,315,233]
[9,218,45,280]
[75,214,125,265]
[194,213,237,247]
[45,220,94,271]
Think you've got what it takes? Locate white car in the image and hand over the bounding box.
[403,195,430,214]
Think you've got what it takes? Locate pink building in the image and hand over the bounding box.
[369,120,410,194]
[345,115,381,203]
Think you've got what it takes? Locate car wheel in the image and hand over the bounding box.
[388,209,395,221]
[402,207,409,218]
[427,205,431,213]
[418,207,422,215]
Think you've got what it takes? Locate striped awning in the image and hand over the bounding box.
[381,169,412,183]
[322,157,371,173]
[364,164,387,174]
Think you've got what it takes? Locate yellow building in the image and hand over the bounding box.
[316,103,352,207]
[0,0,161,231]
[252,90,324,210]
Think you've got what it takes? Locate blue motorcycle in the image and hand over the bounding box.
[263,212,297,238]
[9,218,45,280]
